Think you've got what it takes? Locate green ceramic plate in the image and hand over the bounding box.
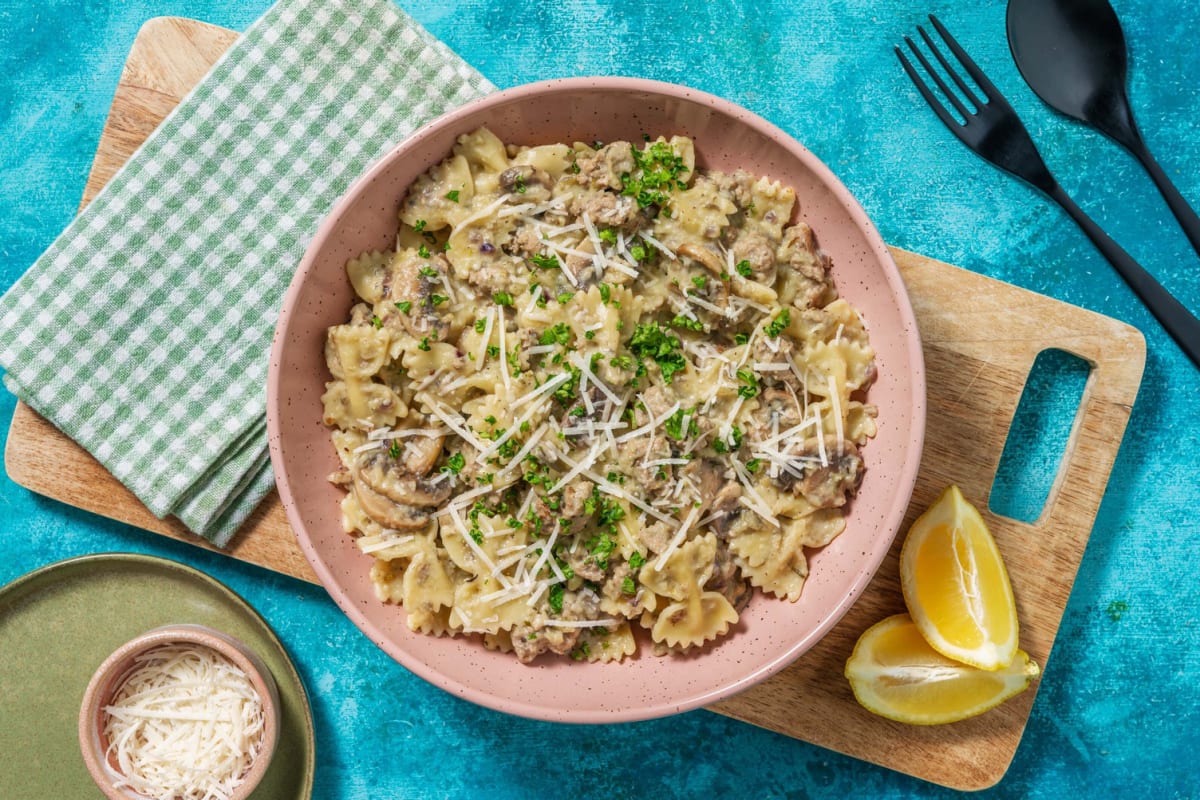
[0,552,315,798]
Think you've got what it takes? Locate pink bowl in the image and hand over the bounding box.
[267,77,926,722]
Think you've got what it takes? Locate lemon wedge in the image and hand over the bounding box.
[899,485,1019,670]
[845,614,1040,725]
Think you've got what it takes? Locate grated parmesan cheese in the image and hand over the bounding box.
[101,643,265,800]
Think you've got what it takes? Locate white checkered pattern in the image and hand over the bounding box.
[0,0,495,545]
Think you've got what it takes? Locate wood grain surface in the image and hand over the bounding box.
[2,16,1146,791]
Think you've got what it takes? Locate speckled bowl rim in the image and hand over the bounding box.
[78,623,280,800]
[268,76,926,722]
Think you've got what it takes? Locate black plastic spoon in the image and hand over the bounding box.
[1006,0,1200,259]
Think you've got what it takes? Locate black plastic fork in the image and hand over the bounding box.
[897,14,1200,368]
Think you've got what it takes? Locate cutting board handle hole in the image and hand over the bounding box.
[989,348,1092,523]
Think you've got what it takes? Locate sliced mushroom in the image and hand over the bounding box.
[399,434,445,476]
[352,475,433,530]
[707,543,753,613]
[682,458,724,513]
[499,165,552,202]
[751,387,805,432]
[356,448,452,508]
[707,482,744,540]
[677,241,726,276]
[776,438,864,509]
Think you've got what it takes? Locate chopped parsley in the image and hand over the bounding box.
[552,366,582,405]
[736,368,759,398]
[413,219,427,232]
[765,308,790,337]
[735,259,753,278]
[548,583,564,614]
[418,264,439,278]
[713,425,743,453]
[430,294,448,306]
[445,189,460,202]
[388,441,402,459]
[441,451,466,475]
[628,551,646,570]
[493,291,514,307]
[370,314,383,329]
[598,227,617,244]
[621,140,688,209]
[733,332,750,346]
[418,337,431,352]
[539,322,572,347]
[745,458,762,474]
[530,253,559,270]
[418,244,431,259]
[627,322,686,384]
[395,300,412,314]
[473,318,486,333]
[669,314,704,332]
[587,531,617,570]
[663,407,697,441]
[609,354,635,371]
[598,283,612,304]
[621,575,637,595]
[556,291,574,304]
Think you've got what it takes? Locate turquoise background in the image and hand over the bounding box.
[2,0,1197,797]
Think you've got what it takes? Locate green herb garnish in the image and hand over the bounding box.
[539,323,572,347]
[765,308,790,337]
[669,314,704,332]
[736,368,759,398]
[530,253,559,270]
[627,322,686,383]
[442,451,466,475]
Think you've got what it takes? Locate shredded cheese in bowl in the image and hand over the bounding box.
[82,628,276,800]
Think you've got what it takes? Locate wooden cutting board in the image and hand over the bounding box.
[3,16,1145,791]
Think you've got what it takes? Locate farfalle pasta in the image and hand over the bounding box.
[321,127,877,663]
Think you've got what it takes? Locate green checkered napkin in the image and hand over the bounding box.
[0,0,495,546]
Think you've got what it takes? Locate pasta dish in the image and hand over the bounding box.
[321,128,877,663]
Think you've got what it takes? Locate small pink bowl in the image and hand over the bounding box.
[78,624,279,800]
